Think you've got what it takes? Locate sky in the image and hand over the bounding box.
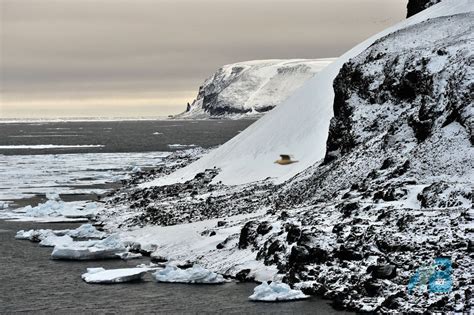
[0,0,407,118]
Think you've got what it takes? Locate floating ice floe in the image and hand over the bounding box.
[81,267,148,284]
[249,282,309,302]
[153,265,226,284]
[16,224,106,244]
[51,234,126,260]
[15,229,53,242]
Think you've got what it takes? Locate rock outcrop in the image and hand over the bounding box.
[407,0,442,17]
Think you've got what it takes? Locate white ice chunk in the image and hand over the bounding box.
[116,252,142,260]
[249,282,309,302]
[153,265,225,284]
[15,229,52,242]
[51,234,126,260]
[81,267,148,284]
[46,192,60,201]
[131,166,142,173]
[20,199,98,219]
[67,224,106,239]
[39,234,73,247]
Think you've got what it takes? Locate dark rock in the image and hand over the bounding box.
[217,220,227,227]
[235,269,253,282]
[238,220,259,249]
[363,279,382,297]
[256,221,272,235]
[286,224,301,243]
[334,245,363,261]
[407,0,441,18]
[380,158,394,170]
[288,245,328,268]
[380,291,406,310]
[339,202,359,217]
[367,264,397,279]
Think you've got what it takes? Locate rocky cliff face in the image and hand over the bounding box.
[177,59,334,119]
[265,12,473,312]
[407,0,442,17]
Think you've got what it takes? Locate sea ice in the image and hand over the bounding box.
[51,234,126,260]
[153,265,226,284]
[18,196,98,219]
[81,267,148,284]
[39,234,73,247]
[15,229,52,242]
[15,224,106,246]
[66,224,106,239]
[248,282,309,302]
[116,252,142,260]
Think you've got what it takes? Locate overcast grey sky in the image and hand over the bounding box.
[0,0,407,118]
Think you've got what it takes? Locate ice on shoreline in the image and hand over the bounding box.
[82,267,149,284]
[16,224,106,244]
[51,234,126,260]
[153,265,226,284]
[167,144,197,149]
[5,194,100,222]
[39,234,74,247]
[66,224,106,239]
[249,282,309,302]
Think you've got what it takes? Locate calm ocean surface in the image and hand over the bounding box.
[0,120,349,314]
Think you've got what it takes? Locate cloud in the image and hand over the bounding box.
[0,0,406,118]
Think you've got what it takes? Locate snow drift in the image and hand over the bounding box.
[142,0,472,187]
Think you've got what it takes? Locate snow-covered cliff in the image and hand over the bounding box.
[143,0,471,188]
[177,59,335,119]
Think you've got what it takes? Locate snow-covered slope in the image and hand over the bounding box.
[143,0,473,188]
[177,59,335,119]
